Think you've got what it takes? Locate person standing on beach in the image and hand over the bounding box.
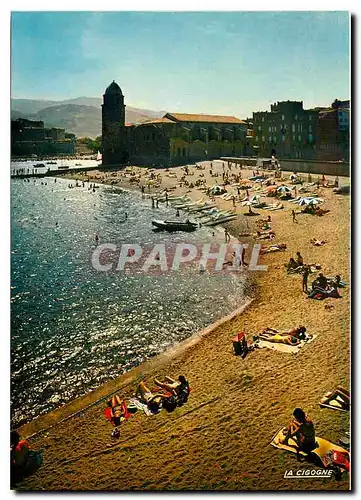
[302,265,311,293]
[224,228,231,243]
[241,246,247,267]
[156,199,159,208]
[292,209,298,223]
[165,190,169,206]
[151,197,155,209]
[141,185,145,198]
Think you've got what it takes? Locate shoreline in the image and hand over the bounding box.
[15,161,350,491]
[19,298,254,439]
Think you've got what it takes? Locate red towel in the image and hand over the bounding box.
[104,401,131,426]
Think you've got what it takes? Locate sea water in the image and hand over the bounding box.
[11,175,247,425]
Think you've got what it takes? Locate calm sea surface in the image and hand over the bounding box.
[11,170,247,425]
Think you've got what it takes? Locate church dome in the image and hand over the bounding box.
[105,80,123,95]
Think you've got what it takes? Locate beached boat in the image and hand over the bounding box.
[152,220,198,232]
[204,215,238,227]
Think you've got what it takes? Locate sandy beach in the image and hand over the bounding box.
[14,161,350,491]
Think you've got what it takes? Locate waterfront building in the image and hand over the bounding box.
[11,118,76,157]
[102,80,251,167]
[252,99,349,161]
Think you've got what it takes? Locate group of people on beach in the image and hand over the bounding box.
[107,375,190,437]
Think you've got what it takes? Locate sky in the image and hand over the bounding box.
[11,11,350,118]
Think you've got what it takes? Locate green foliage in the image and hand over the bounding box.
[77,136,102,153]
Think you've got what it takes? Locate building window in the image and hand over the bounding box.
[292,134,296,141]
[282,135,285,142]
[298,135,302,142]
[268,126,271,132]
[309,125,312,132]
[262,117,264,122]
[309,115,312,121]
[282,115,285,121]
[268,136,272,142]
[258,125,261,131]
[295,114,298,120]
[300,124,303,132]
[292,124,295,133]
[262,136,265,142]
[308,133,313,143]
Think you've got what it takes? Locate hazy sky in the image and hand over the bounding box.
[11,11,350,117]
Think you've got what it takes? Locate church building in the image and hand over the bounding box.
[102,80,251,167]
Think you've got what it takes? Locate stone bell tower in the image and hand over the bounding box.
[101,80,128,166]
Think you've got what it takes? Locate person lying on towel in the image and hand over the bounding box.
[260,243,287,254]
[259,326,307,345]
[154,375,190,406]
[310,238,327,246]
[321,386,350,411]
[136,381,174,413]
[107,395,128,426]
[281,408,317,460]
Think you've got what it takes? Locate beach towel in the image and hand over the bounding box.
[255,334,316,355]
[128,397,155,416]
[319,387,350,412]
[271,427,349,471]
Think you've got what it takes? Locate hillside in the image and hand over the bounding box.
[11,98,164,138]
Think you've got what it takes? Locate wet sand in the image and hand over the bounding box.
[15,162,350,491]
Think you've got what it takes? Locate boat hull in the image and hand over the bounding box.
[152,220,197,232]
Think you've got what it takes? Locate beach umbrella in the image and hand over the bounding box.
[297,197,323,206]
[276,185,292,194]
[249,195,260,202]
[241,200,254,206]
[304,198,323,206]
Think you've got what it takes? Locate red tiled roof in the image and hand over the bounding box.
[164,113,246,124]
[141,117,174,124]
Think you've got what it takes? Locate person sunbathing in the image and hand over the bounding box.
[107,395,127,426]
[281,408,317,460]
[256,230,275,240]
[310,238,327,246]
[154,375,190,406]
[154,375,187,395]
[136,381,170,413]
[321,386,350,411]
[259,328,301,346]
[260,243,287,254]
[260,326,307,343]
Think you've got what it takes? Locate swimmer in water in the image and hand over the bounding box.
[95,233,99,243]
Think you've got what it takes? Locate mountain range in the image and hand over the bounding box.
[11,97,165,138]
